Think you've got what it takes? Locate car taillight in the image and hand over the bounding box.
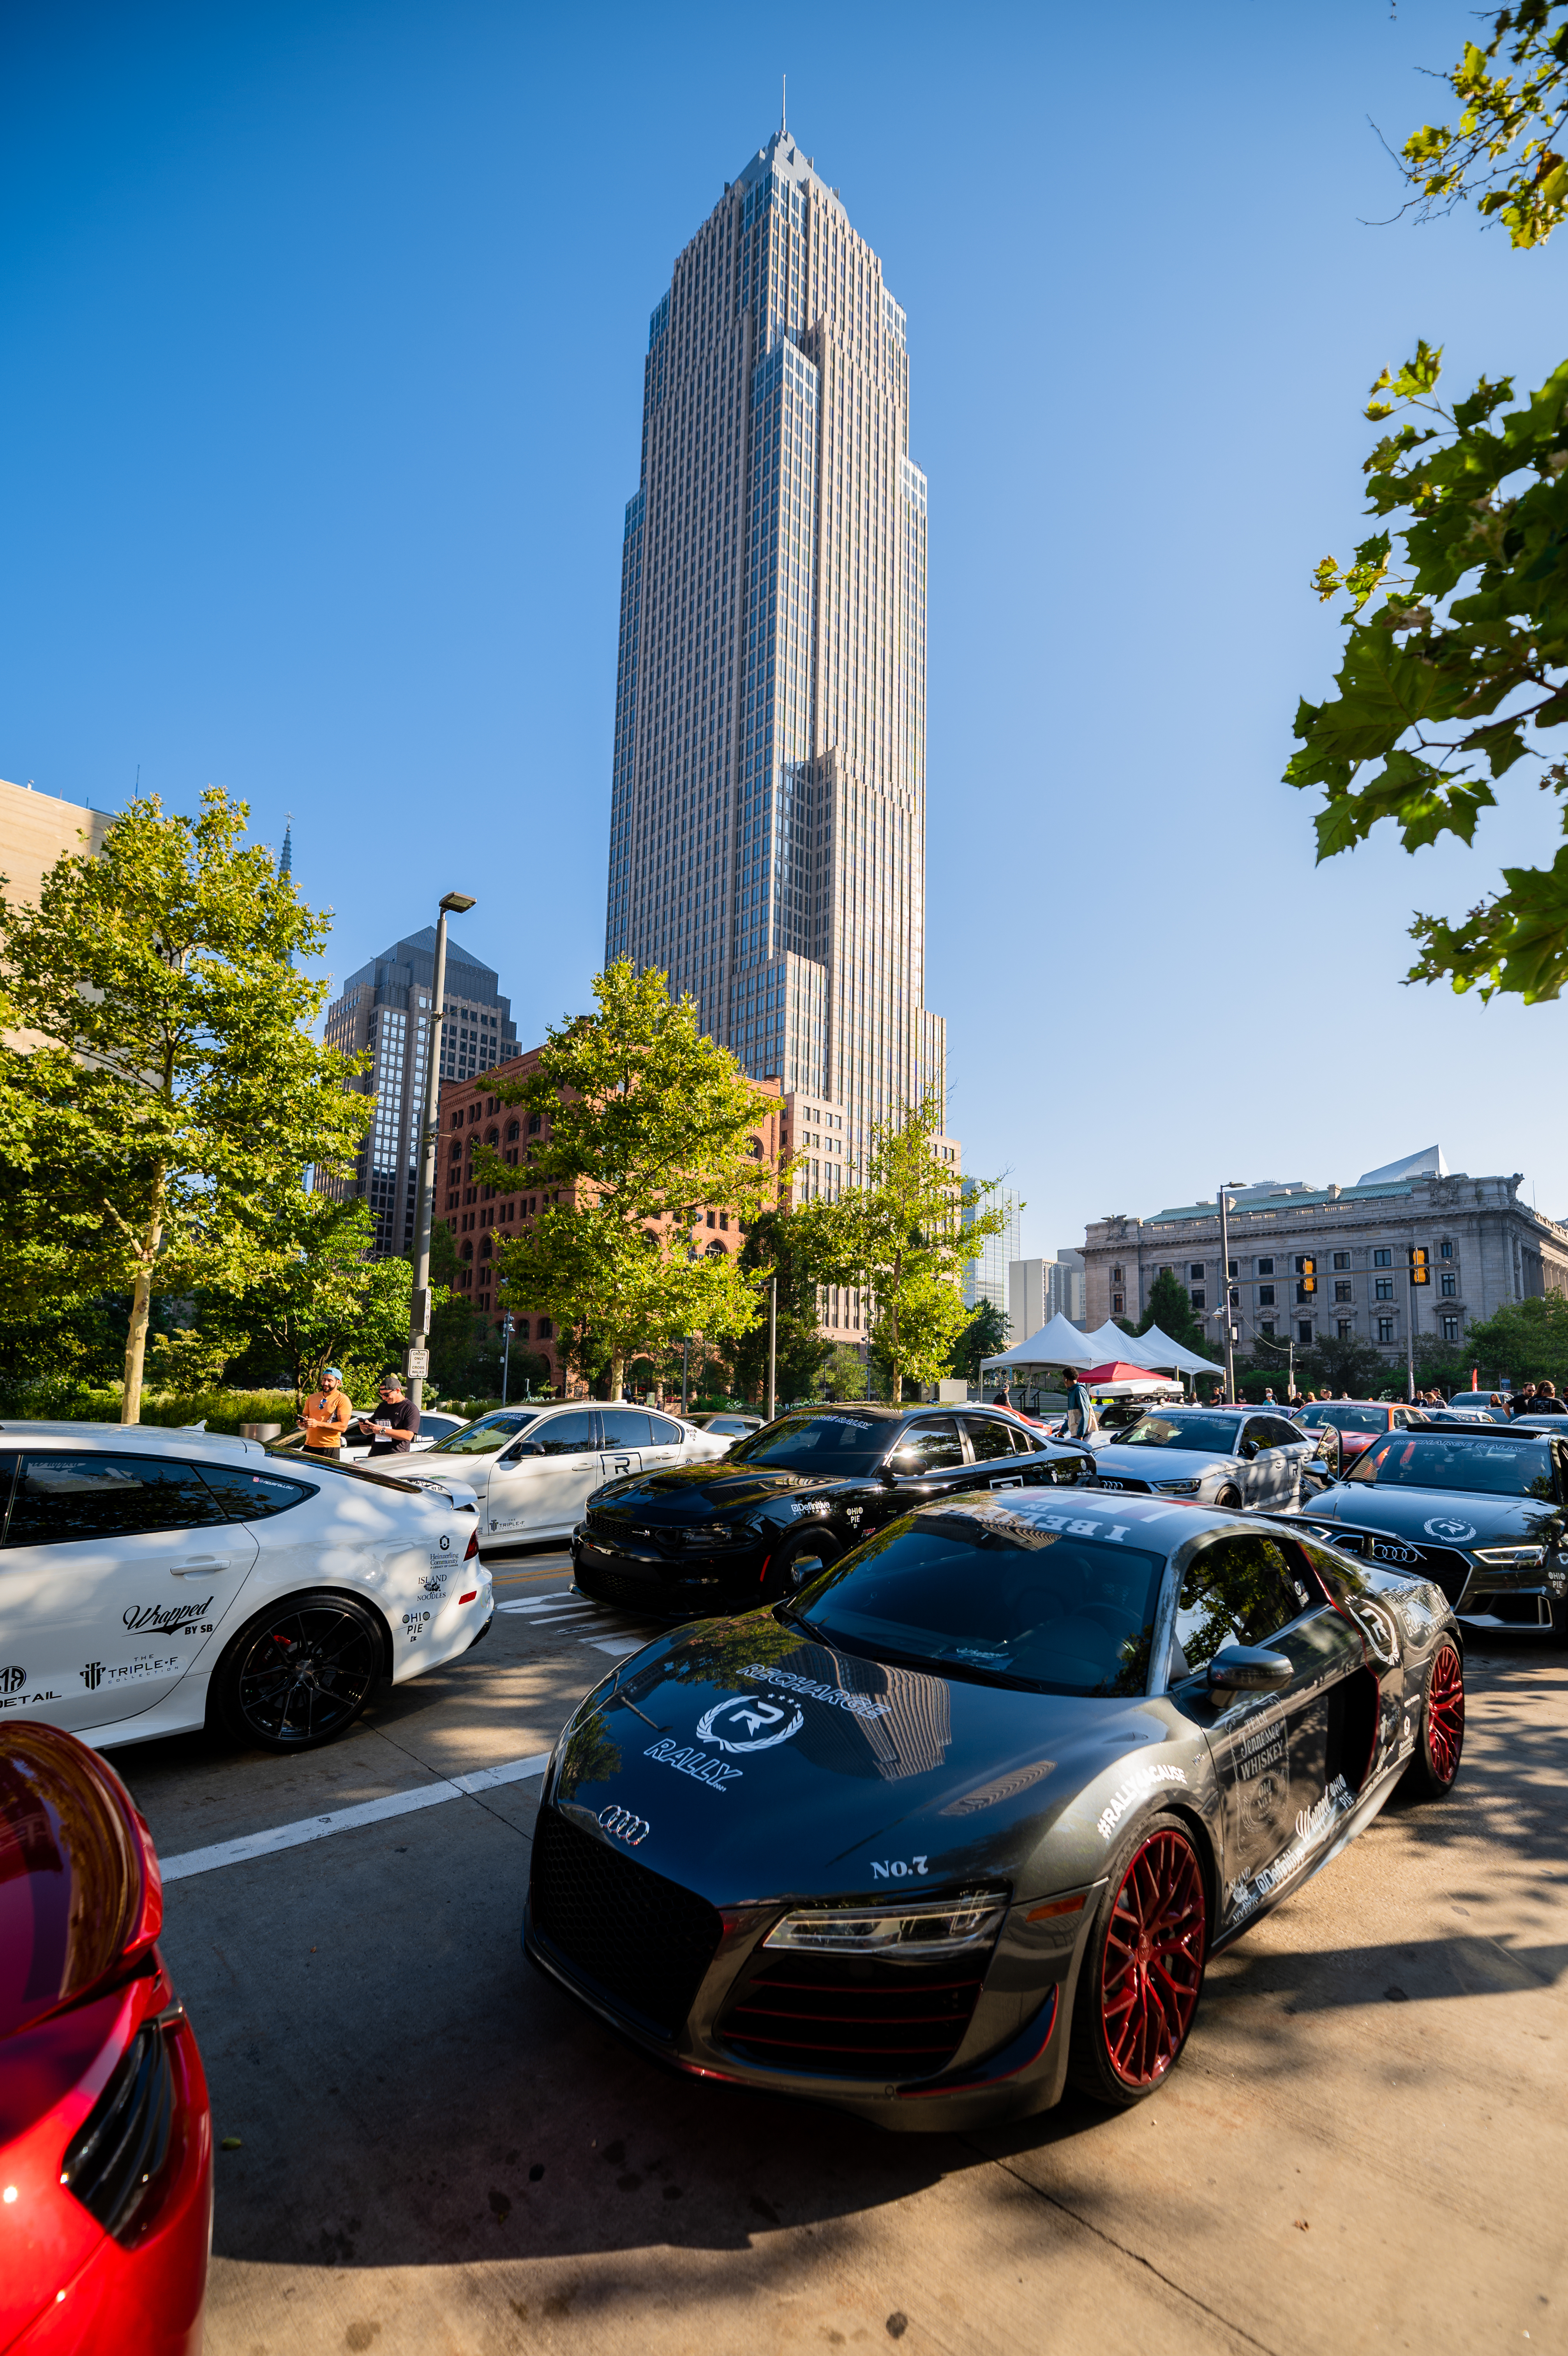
[464,1528,479,1560]
[458,1589,478,1604]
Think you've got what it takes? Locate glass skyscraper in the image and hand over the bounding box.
[604,125,948,1181]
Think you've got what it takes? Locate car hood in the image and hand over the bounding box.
[590,1463,825,1522]
[1092,1444,1238,1481]
[1302,1483,1558,1547]
[548,1615,1189,1909]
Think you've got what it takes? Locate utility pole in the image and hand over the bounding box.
[681,1336,690,1414]
[407,890,475,1414]
[767,1276,777,1423]
[1217,1183,1244,1404]
[500,1310,513,1406]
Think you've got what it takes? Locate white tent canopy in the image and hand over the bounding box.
[981,1314,1099,1371]
[1084,1321,1224,1378]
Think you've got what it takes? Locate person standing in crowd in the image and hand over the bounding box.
[298,1366,354,1456]
[1510,1383,1539,1417]
[353,1372,420,1455]
[1528,1380,1566,1415]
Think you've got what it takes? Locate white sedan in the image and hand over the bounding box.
[1087,1406,1319,1512]
[0,1423,492,1754]
[423,1402,728,1550]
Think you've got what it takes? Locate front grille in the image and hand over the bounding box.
[1092,1476,1150,1494]
[1411,1545,1474,1605]
[574,1559,669,1612]
[718,1950,987,2080]
[529,1806,723,2040]
[60,2017,176,2243]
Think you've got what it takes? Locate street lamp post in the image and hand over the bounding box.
[406,890,476,1415]
[767,1276,777,1423]
[1217,1182,1245,1403]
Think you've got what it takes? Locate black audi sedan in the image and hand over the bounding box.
[1289,1421,1568,1635]
[571,1404,1095,1618]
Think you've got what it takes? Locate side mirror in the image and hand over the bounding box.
[1303,1458,1332,1484]
[501,1440,542,1464]
[882,1453,915,1484]
[1237,1438,1258,1460]
[1207,1645,1292,1692]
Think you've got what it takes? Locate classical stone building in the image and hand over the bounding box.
[1081,1155,1568,1369]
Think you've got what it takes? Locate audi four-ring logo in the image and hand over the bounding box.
[598,1805,651,1847]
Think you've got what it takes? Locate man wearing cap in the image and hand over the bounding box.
[353,1373,420,1455]
[299,1367,355,1456]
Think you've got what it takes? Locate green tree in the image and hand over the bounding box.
[1135,1267,1209,1359]
[0,789,368,1420]
[1289,6,1568,1002]
[725,1208,829,1405]
[480,962,779,1400]
[1460,1292,1568,1387]
[950,1298,1009,1383]
[819,1342,871,1402]
[791,1096,1007,1404]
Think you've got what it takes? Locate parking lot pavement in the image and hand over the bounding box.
[107,1609,1568,2356]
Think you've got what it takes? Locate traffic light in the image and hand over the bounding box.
[1409,1246,1430,1286]
[1295,1255,1316,1296]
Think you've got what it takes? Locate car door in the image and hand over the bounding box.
[0,1449,260,1733]
[483,1410,602,1541]
[1165,1528,1368,1931]
[959,1413,1052,1493]
[1237,1415,1291,1505]
[643,1411,691,1469]
[1258,1414,1312,1505]
[873,1417,973,1525]
[597,1408,647,1486]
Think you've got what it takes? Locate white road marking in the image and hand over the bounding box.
[589,1638,646,1657]
[159,1751,552,1882]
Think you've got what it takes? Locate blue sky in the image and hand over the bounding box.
[4,0,1565,1252]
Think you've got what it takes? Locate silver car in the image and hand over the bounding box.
[423,1402,727,1551]
[1088,1406,1318,1512]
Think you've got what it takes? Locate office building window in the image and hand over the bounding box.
[1188,1263,1204,1281]
[1111,1292,1124,1313]
[1439,1240,1453,1259]
[1441,1314,1460,1341]
[1441,1272,1457,1296]
[1377,1317,1394,1344]
[1334,1281,1353,1303]
[1298,1321,1313,1345]
[1373,1247,1391,1268]
[1338,1320,1354,1340]
[1259,1319,1275,1337]
[1375,1277,1394,1300]
[1333,1251,1350,1271]
[1191,1289,1205,1310]
[1259,1285,1275,1306]
[1111,1265,1124,1284]
[1257,1257,1274,1276]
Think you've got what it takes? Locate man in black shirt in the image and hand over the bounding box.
[355,1374,420,1455]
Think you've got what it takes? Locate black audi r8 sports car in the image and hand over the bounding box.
[570,1404,1095,1619]
[526,1488,1464,2131]
[1288,1421,1568,1636]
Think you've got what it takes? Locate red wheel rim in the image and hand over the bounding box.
[1425,1642,1464,1786]
[1100,1827,1206,2088]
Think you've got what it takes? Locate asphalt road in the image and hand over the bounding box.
[110,1556,1568,2356]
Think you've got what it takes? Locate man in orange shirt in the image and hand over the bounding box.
[299,1367,355,1455]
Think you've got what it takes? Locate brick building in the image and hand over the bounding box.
[438,1051,785,1396]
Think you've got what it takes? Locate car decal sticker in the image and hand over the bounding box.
[695,1695,805,1753]
[79,1653,185,1691]
[1094,1762,1188,1840]
[122,1597,215,1634]
[741,1664,891,1721]
[1423,1516,1478,1542]
[1227,1773,1356,1922]
[643,1737,743,1791]
[871,1856,929,1880]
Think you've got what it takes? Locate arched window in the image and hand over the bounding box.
[516,1318,530,1340]
[748,1139,763,1159]
[527,1113,541,1135]
[479,1235,492,1260]
[506,1121,520,1142]
[485,1127,499,1146]
[448,1144,462,1167]
[460,1240,473,1262]
[449,1111,463,1131]
[538,1317,553,1339]
[706,1238,727,1259]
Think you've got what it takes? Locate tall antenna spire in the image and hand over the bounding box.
[781,72,786,134]
[279,812,293,881]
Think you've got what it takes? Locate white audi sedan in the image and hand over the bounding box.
[1087,1405,1319,1512]
[423,1402,728,1552]
[0,1424,492,1754]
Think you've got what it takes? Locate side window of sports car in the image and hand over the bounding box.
[1173,1534,1312,1672]
[959,1415,1014,1462]
[891,1418,964,1472]
[195,1465,315,1520]
[533,1412,600,1458]
[647,1415,686,1446]
[1260,1417,1302,1449]
[5,1453,230,1547]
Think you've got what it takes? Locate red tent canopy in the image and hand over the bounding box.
[1079,1361,1178,1386]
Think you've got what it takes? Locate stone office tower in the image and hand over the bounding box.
[604,125,947,1182]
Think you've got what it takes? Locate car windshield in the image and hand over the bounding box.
[1346,1433,1555,1498]
[431,1411,542,1456]
[1110,1414,1242,1452]
[727,1413,894,1476]
[1302,1406,1386,1435]
[793,1501,1167,1697]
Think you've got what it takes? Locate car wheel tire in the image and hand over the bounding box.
[212,1590,384,1753]
[762,1529,841,1602]
[1400,1639,1465,1801]
[1215,1487,1242,1513]
[1068,1812,1208,2108]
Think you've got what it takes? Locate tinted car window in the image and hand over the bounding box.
[432,1411,541,1455]
[794,1504,1167,1696]
[599,1410,653,1449]
[1175,1534,1311,1669]
[648,1415,686,1445]
[1346,1433,1554,1499]
[960,1415,1015,1464]
[1008,1422,1045,1456]
[5,1454,229,1547]
[1312,1407,1387,1436]
[728,1414,891,1476]
[196,1465,315,1520]
[891,1418,964,1473]
[1114,1414,1243,1453]
[533,1412,600,1457]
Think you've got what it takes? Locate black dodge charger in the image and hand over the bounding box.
[570,1404,1096,1619]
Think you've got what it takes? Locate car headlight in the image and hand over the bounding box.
[764,1892,1007,1957]
[682,1523,738,1549]
[1471,1544,1547,1566]
[1155,1478,1201,1495]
